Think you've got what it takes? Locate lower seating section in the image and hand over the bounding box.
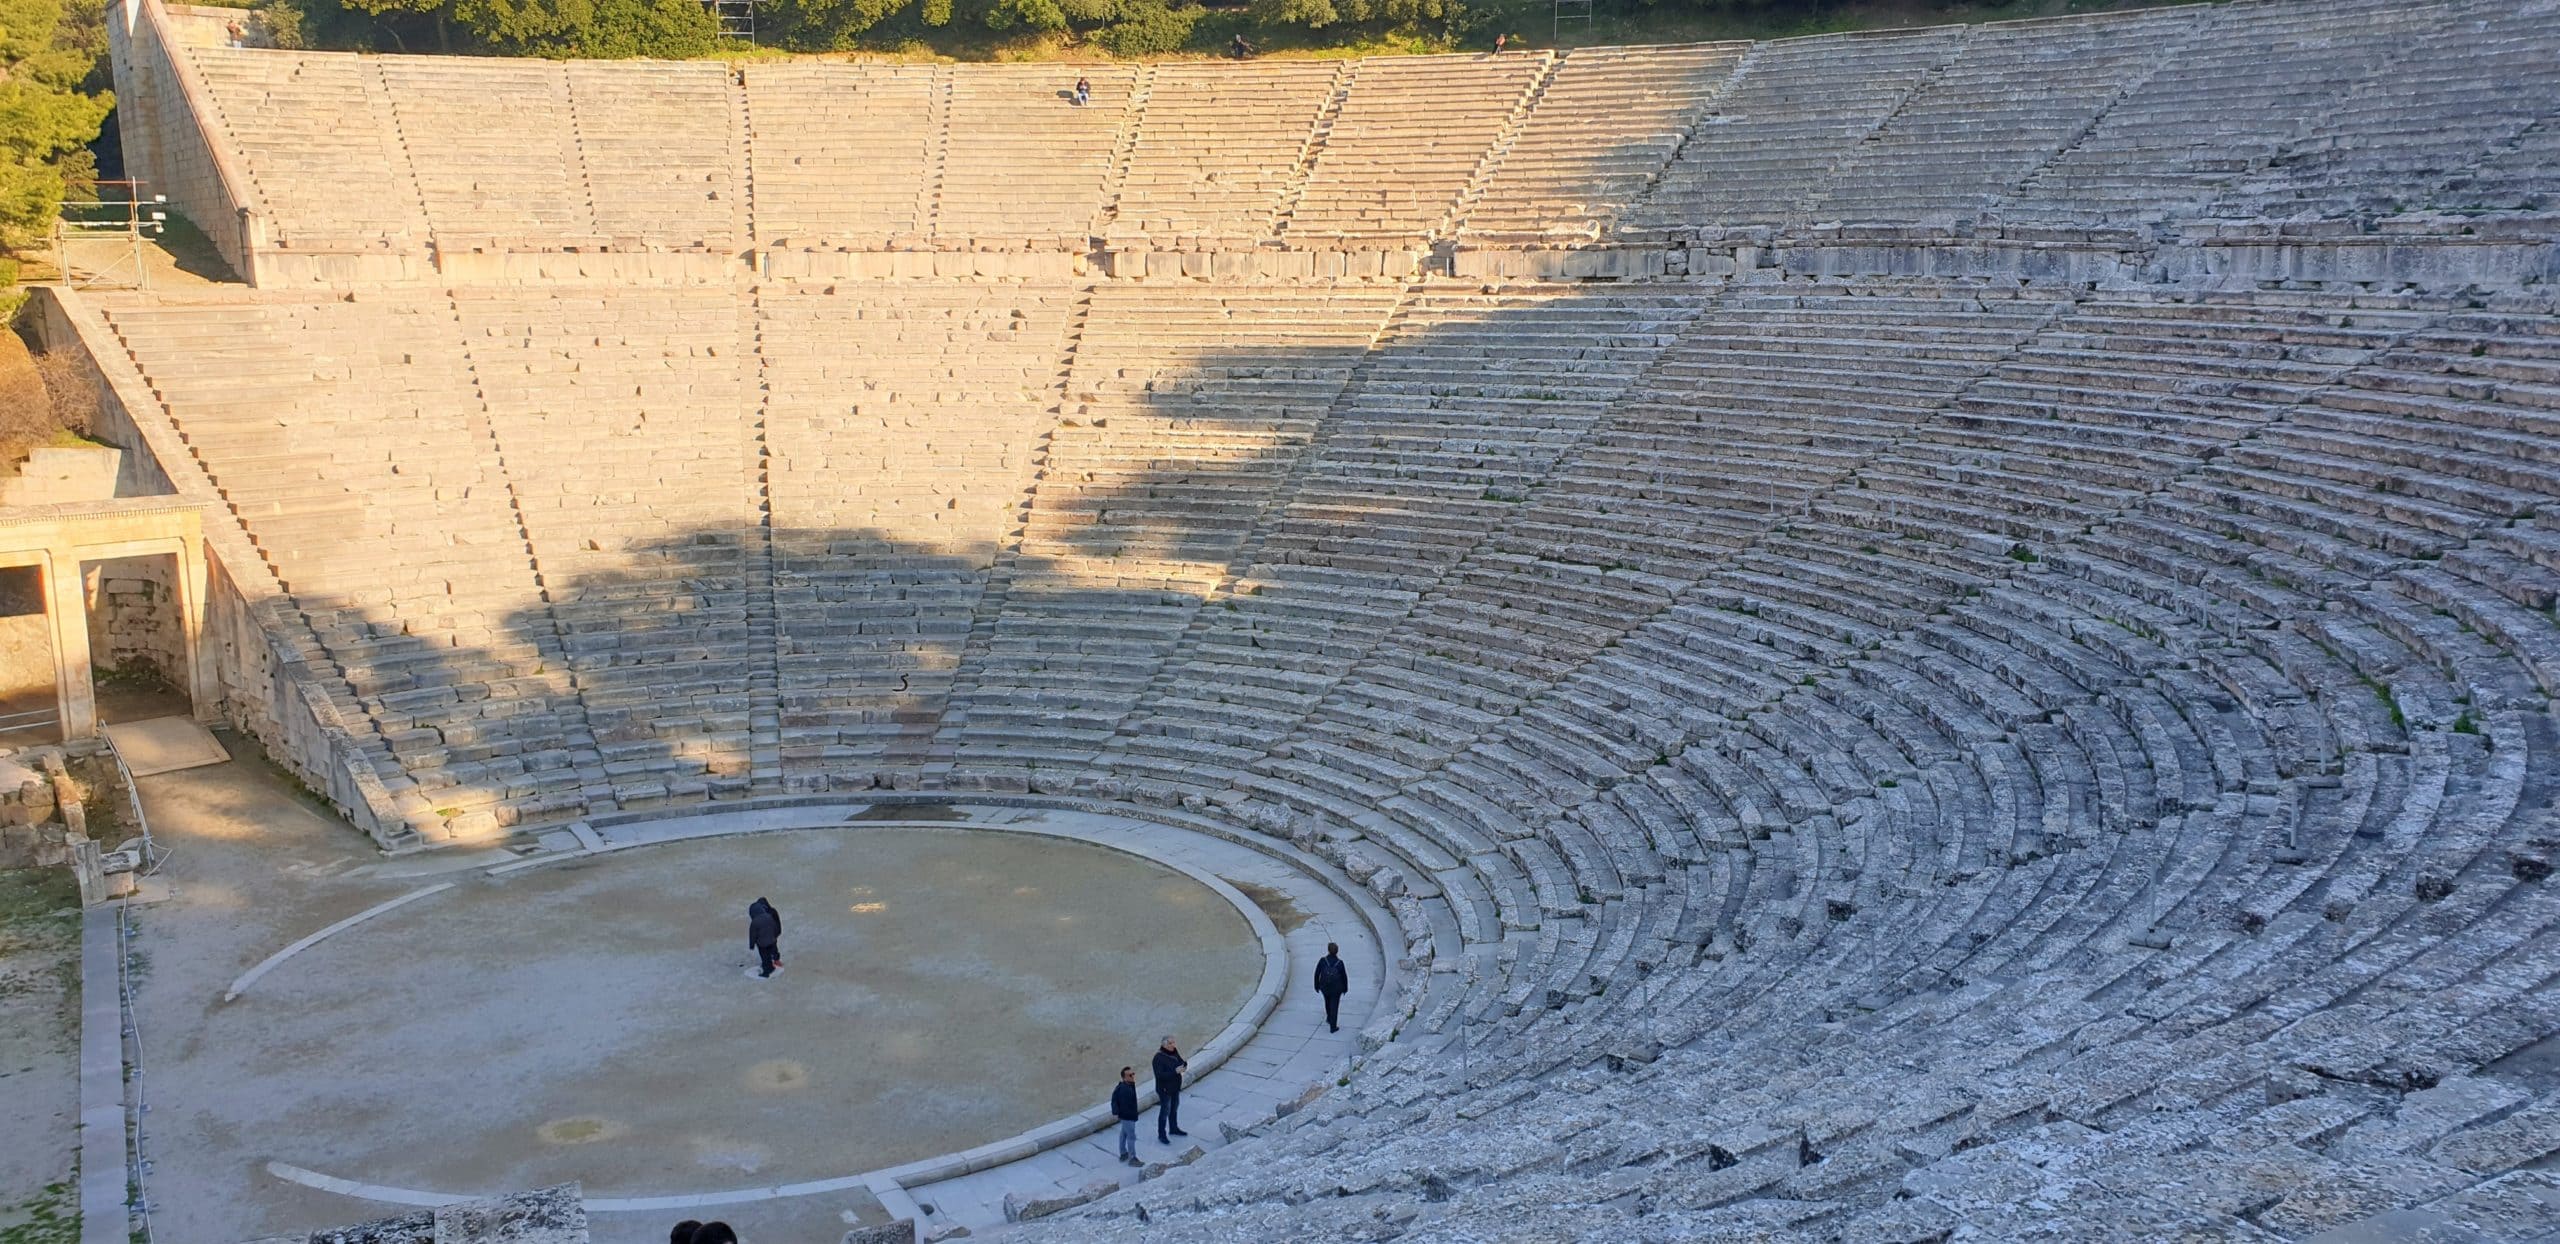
[451,287,759,806]
[97,292,587,836]
[758,281,1080,787]
[1002,281,2560,1244]
[1093,283,1709,804]
[84,274,2560,1244]
[744,64,939,250]
[937,283,1403,787]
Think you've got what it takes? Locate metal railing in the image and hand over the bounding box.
[99,727,162,1244]
[52,183,167,291]
[116,898,158,1244]
[102,731,157,863]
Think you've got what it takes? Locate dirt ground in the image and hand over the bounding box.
[124,736,1263,1244]
[0,866,81,1244]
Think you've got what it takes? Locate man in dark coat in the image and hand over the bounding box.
[748,897,782,978]
[1152,1036,1189,1143]
[1110,1067,1142,1166]
[1314,942,1350,1032]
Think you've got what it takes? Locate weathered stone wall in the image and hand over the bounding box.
[0,748,72,869]
[242,1183,588,1244]
[24,289,403,848]
[85,555,183,685]
[106,0,260,281]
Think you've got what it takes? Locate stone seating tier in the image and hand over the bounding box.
[82,0,2560,1228]
[168,0,2560,271]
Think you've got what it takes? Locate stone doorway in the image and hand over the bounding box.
[81,551,193,726]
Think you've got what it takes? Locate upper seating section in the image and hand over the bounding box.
[1459,43,1746,243]
[745,64,938,249]
[1618,28,1967,232]
[1281,53,1546,245]
[2002,0,2438,222]
[1106,61,1339,248]
[564,61,744,251]
[2212,0,2560,218]
[374,56,596,251]
[1808,8,2205,223]
[158,1,2560,277]
[184,47,429,252]
[936,65,1139,248]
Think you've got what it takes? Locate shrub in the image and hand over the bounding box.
[1094,0,1194,53]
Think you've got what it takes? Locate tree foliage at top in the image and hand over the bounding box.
[282,0,722,57]
[0,0,114,263]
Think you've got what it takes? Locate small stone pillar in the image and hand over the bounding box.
[42,553,96,739]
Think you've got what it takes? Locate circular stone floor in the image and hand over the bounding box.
[208,825,1264,1198]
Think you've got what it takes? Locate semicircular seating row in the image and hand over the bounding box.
[89,272,2560,1236]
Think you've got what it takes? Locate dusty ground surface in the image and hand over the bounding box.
[127,738,1261,1244]
[0,866,80,1244]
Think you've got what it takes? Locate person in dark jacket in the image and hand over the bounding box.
[1152,1036,1189,1143]
[1314,942,1350,1032]
[748,897,782,978]
[691,1225,738,1244]
[1110,1066,1142,1165]
[669,1223,700,1244]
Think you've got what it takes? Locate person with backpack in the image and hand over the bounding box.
[748,897,782,979]
[1314,942,1351,1032]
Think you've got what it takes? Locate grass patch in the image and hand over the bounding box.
[1222,875,1312,934]
[0,1178,78,1244]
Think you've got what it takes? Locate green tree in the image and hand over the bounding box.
[0,0,114,265]
[284,0,717,56]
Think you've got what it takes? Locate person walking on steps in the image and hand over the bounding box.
[1111,1066,1143,1166]
[748,896,783,978]
[1315,942,1350,1033]
[1153,1036,1189,1143]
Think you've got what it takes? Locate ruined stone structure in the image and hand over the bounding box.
[51,0,2560,1236]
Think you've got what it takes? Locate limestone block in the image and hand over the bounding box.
[1001,1178,1117,1222]
[1139,1145,1205,1179]
[840,1220,916,1244]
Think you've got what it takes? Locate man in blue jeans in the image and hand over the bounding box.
[1152,1036,1189,1143]
[1110,1067,1141,1166]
